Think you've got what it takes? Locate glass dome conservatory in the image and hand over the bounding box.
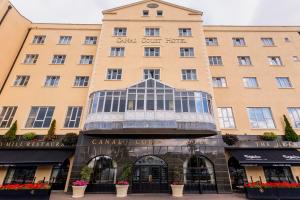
[85,79,216,133]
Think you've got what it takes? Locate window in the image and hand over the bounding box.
[144,47,160,57]
[233,38,246,46]
[64,106,82,128]
[247,107,275,129]
[52,55,66,64]
[44,76,60,87]
[143,10,149,16]
[293,56,300,62]
[110,47,125,57]
[80,55,93,64]
[144,69,160,80]
[32,35,46,44]
[212,77,227,88]
[25,106,55,128]
[107,69,122,80]
[179,28,192,37]
[13,75,30,86]
[243,77,259,88]
[4,166,36,184]
[182,69,197,80]
[180,48,194,57]
[264,167,294,182]
[205,37,218,46]
[74,76,89,87]
[84,36,97,45]
[276,77,292,88]
[157,10,163,16]
[145,28,160,37]
[58,36,72,45]
[238,56,252,66]
[218,107,235,128]
[284,37,291,42]
[0,106,17,128]
[88,156,116,184]
[89,79,213,114]
[209,56,223,66]
[288,108,300,128]
[113,28,127,36]
[23,54,38,64]
[261,38,275,46]
[268,56,283,66]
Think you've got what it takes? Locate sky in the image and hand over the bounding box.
[9,0,300,25]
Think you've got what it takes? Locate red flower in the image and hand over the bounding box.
[244,182,300,189]
[0,183,50,190]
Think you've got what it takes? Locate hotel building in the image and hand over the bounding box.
[0,0,300,194]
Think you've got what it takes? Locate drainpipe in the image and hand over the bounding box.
[0,5,12,26]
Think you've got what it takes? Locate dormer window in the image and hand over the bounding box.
[143,10,149,16]
[157,10,163,16]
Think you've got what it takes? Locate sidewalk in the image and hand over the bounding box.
[50,192,246,200]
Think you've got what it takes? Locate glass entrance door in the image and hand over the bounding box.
[132,156,168,193]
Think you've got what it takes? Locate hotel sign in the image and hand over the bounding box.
[116,37,187,44]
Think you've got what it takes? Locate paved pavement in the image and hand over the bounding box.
[50,192,246,200]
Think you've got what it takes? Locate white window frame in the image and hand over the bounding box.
[84,36,97,45]
[276,77,292,88]
[261,38,275,46]
[182,69,197,80]
[64,106,82,128]
[209,56,223,66]
[238,56,252,66]
[44,76,60,87]
[25,106,55,128]
[113,28,127,36]
[52,55,66,64]
[218,107,236,129]
[247,107,275,129]
[288,108,300,128]
[145,28,160,37]
[13,75,30,87]
[110,47,125,57]
[212,77,227,88]
[80,55,94,64]
[180,48,194,57]
[205,38,218,46]
[233,38,246,46]
[179,28,192,37]
[107,69,122,80]
[144,47,160,57]
[74,76,89,87]
[23,54,39,64]
[144,69,160,80]
[268,56,283,66]
[58,36,72,45]
[32,35,46,44]
[0,106,17,128]
[243,77,259,88]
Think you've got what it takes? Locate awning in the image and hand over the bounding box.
[231,149,300,166]
[0,150,74,165]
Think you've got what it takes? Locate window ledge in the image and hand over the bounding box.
[210,65,224,67]
[108,56,125,58]
[77,63,93,65]
[233,45,247,47]
[57,43,71,45]
[82,43,97,45]
[60,128,80,130]
[278,87,294,89]
[20,128,49,130]
[49,64,65,65]
[105,79,122,81]
[270,65,285,67]
[30,43,45,45]
[72,86,89,88]
[213,87,228,89]
[21,63,36,65]
[144,56,161,58]
[250,128,277,130]
[263,45,277,47]
[180,56,196,58]
[244,87,261,89]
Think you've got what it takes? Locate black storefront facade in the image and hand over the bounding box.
[69,132,232,194]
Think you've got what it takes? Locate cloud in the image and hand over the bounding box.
[9,0,300,25]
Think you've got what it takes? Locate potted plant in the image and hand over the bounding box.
[171,167,184,197]
[22,132,37,141]
[260,132,277,141]
[116,163,132,197]
[72,166,92,198]
[0,183,51,200]
[222,134,239,146]
[62,133,78,146]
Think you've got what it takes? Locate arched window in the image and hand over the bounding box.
[88,79,213,114]
[135,155,167,166]
[88,156,117,184]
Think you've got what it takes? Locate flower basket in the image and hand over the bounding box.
[72,180,88,198]
[0,183,51,200]
[116,181,129,198]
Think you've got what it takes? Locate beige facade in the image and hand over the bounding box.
[0,0,300,193]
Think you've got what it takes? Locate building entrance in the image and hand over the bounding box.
[132,156,168,193]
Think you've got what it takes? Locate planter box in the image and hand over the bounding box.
[0,189,51,200]
[245,188,300,200]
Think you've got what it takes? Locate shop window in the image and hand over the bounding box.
[88,156,117,184]
[4,166,36,184]
[228,157,247,190]
[263,166,294,182]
